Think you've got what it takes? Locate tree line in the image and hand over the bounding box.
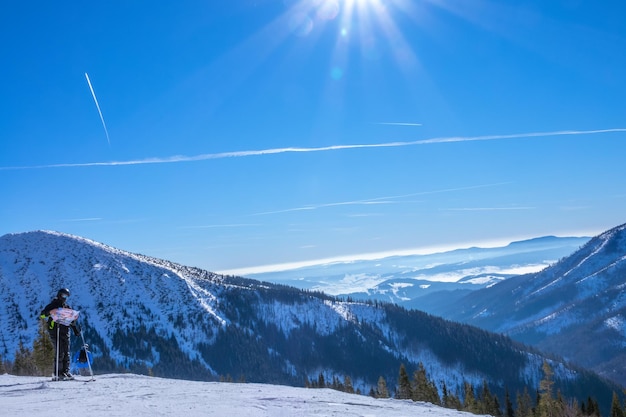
[307,361,625,417]
[5,322,626,417]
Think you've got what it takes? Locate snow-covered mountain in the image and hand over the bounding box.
[247,236,589,313]
[0,231,617,407]
[440,223,626,385]
[1,373,491,417]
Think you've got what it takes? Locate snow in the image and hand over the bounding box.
[0,373,490,417]
[0,231,590,400]
[605,315,625,332]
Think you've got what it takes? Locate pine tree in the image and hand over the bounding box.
[438,381,462,411]
[13,342,36,376]
[442,381,450,408]
[446,389,463,411]
[562,398,582,417]
[463,381,479,414]
[317,372,326,389]
[0,352,6,374]
[584,396,600,417]
[376,376,390,398]
[344,376,354,394]
[32,320,54,376]
[479,379,498,415]
[610,391,625,417]
[411,363,439,405]
[504,388,515,417]
[493,395,503,417]
[536,361,563,417]
[396,364,412,400]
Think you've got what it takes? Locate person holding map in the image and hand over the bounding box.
[40,288,81,380]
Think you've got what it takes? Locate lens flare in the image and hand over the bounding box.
[289,12,314,37]
[317,0,340,20]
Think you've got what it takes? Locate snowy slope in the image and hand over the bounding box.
[0,230,227,371]
[0,373,490,417]
[441,223,626,384]
[0,230,618,405]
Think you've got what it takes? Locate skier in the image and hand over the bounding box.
[40,288,81,380]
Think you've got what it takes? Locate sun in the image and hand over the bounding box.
[333,0,427,70]
[346,0,378,7]
[280,0,443,84]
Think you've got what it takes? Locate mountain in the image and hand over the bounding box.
[439,223,626,386]
[0,231,618,409]
[1,373,491,417]
[247,236,589,313]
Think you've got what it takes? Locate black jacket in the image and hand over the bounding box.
[40,297,81,336]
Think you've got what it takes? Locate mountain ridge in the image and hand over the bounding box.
[0,230,619,409]
[246,235,589,312]
[438,223,626,385]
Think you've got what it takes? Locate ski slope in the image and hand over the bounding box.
[1,373,490,417]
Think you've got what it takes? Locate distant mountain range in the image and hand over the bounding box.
[435,223,626,386]
[249,226,626,387]
[248,236,590,313]
[0,230,617,410]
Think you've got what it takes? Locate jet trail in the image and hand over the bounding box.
[1,127,625,170]
[85,73,111,146]
[377,122,423,126]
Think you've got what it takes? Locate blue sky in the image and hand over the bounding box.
[2,0,626,274]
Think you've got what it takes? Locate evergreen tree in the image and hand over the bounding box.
[505,388,515,417]
[396,364,412,400]
[411,362,440,405]
[442,381,450,408]
[13,342,36,376]
[536,361,563,417]
[318,372,326,388]
[32,320,54,376]
[610,391,624,417]
[479,379,499,415]
[411,362,428,402]
[0,352,6,374]
[516,387,534,417]
[493,395,503,417]
[463,381,479,414]
[562,398,582,417]
[584,396,600,417]
[376,376,390,399]
[556,391,567,417]
[344,376,354,394]
[446,388,463,411]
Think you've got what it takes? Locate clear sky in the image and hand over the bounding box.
[2,0,626,275]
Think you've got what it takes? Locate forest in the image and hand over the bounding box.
[5,320,625,417]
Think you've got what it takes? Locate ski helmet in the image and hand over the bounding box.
[57,288,70,299]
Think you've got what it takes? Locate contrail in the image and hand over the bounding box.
[85,72,111,146]
[377,122,423,126]
[252,182,511,216]
[1,128,625,170]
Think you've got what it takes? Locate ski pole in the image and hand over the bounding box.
[55,325,60,380]
[80,331,95,381]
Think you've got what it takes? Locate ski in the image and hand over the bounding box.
[50,376,95,382]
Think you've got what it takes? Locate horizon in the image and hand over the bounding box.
[216,231,595,276]
[1,227,594,277]
[2,1,626,273]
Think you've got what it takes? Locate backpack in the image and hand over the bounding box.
[78,347,89,363]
